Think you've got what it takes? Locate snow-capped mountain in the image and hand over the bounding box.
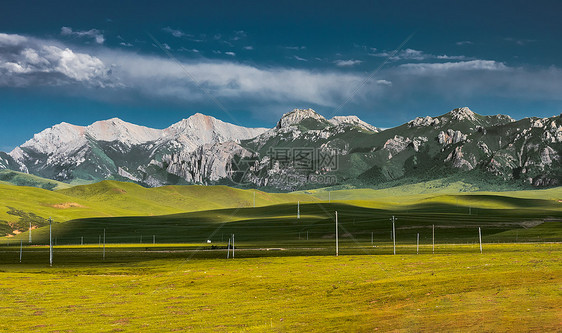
[1,107,560,190]
[6,113,268,184]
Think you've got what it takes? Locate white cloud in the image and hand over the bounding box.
[162,43,171,50]
[162,27,188,38]
[0,33,28,45]
[119,42,133,47]
[376,79,392,86]
[334,59,362,67]
[225,51,236,56]
[399,60,507,74]
[0,33,111,87]
[456,41,473,46]
[97,50,380,107]
[371,48,466,62]
[244,46,254,50]
[293,56,307,62]
[60,27,104,44]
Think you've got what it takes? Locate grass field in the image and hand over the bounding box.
[0,243,560,332]
[1,182,561,331]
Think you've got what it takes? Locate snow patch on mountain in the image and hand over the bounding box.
[88,118,162,145]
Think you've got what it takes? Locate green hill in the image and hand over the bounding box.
[0,180,317,236]
[0,170,72,190]
[11,197,562,246]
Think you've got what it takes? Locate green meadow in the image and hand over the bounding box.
[0,243,560,332]
[0,181,561,331]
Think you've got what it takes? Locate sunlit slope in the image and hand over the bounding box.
[305,182,562,208]
[0,180,317,236]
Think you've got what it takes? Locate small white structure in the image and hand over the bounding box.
[207,240,212,244]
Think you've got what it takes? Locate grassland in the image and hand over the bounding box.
[0,181,561,331]
[0,243,560,332]
[6,191,560,246]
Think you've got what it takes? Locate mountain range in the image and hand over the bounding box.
[1,107,560,191]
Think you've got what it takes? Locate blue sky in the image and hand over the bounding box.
[1,0,562,151]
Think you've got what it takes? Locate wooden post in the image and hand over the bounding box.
[417,233,419,254]
[19,240,22,263]
[232,234,235,258]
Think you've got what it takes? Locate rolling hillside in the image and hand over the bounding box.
[0,180,317,236]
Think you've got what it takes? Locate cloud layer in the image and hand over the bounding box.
[1,32,562,119]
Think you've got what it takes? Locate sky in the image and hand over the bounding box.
[1,0,562,151]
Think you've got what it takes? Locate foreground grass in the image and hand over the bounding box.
[0,243,560,332]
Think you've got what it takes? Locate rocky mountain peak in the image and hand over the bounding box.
[87,118,162,145]
[448,107,477,121]
[328,115,379,132]
[276,108,327,129]
[17,121,86,154]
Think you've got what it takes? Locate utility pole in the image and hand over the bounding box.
[253,190,256,208]
[371,232,374,246]
[49,217,53,267]
[103,229,106,260]
[19,240,22,263]
[478,227,483,254]
[81,236,83,245]
[227,237,231,258]
[297,201,300,219]
[29,222,32,243]
[232,234,235,258]
[328,191,331,203]
[391,216,397,255]
[153,235,155,244]
[335,211,339,257]
[432,224,435,254]
[417,233,419,254]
